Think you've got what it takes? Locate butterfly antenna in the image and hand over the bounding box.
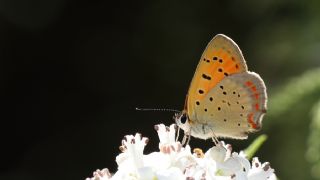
[135,107,181,113]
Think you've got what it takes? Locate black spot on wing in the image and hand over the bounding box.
[202,74,212,80]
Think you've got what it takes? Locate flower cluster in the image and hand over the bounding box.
[86,124,276,180]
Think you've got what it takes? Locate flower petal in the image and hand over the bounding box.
[156,167,184,180]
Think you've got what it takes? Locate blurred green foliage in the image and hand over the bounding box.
[264,69,320,180]
[307,101,320,179]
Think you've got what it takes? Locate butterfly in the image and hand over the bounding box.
[175,34,267,141]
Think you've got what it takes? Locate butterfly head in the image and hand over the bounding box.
[174,111,191,132]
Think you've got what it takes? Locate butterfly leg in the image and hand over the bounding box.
[186,134,191,145]
[210,128,220,145]
[181,134,191,146]
[181,131,191,146]
[211,136,220,146]
[181,134,187,145]
[175,124,180,142]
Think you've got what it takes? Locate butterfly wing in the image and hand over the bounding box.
[196,71,267,139]
[186,34,247,122]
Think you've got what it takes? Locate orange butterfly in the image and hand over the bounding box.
[175,34,267,141]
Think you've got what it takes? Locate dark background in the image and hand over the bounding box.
[2,0,320,179]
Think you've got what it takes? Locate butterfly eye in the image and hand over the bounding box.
[180,113,188,124]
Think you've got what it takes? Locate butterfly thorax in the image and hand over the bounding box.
[175,111,214,140]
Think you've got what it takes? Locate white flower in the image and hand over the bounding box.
[86,168,111,180]
[86,124,276,180]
